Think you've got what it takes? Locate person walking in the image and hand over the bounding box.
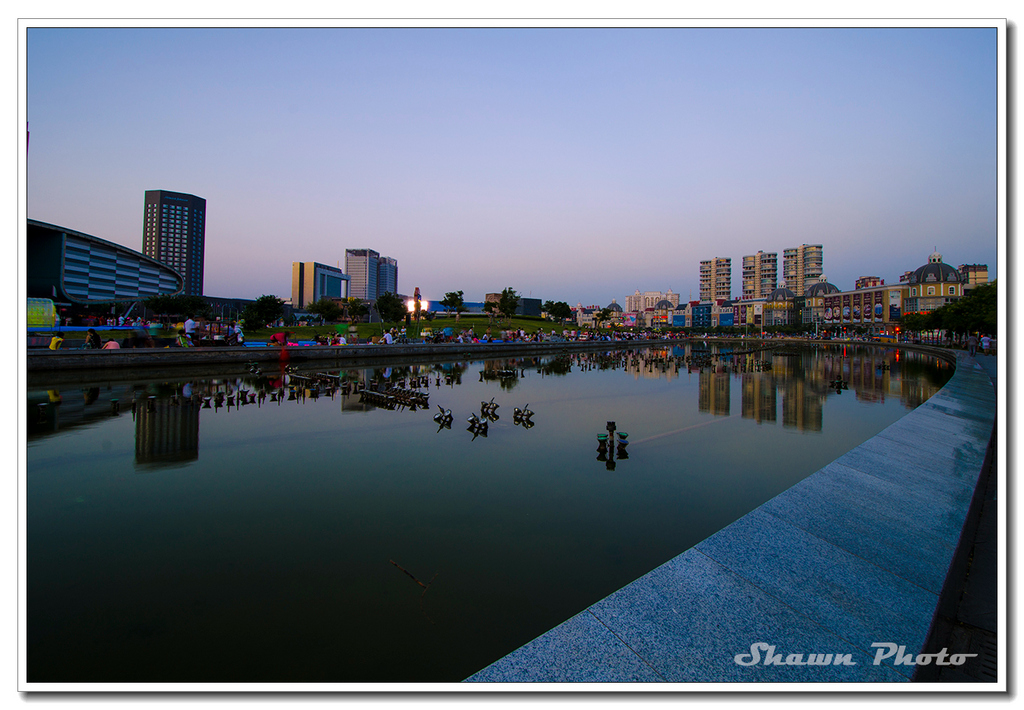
[981,334,991,355]
[967,332,979,356]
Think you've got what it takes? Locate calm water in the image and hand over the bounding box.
[26,343,951,683]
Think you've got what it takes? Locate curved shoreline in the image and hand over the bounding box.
[25,336,956,372]
[464,350,996,683]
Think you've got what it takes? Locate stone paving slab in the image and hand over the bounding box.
[757,462,963,594]
[465,351,995,684]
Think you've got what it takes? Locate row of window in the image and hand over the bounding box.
[910,285,958,297]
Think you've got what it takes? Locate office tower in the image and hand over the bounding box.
[292,262,350,309]
[345,249,399,300]
[782,244,823,296]
[142,190,206,296]
[378,256,398,296]
[345,249,379,300]
[741,251,778,299]
[699,257,732,301]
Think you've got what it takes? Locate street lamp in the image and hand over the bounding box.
[406,287,428,340]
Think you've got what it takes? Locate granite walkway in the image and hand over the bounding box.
[466,351,998,684]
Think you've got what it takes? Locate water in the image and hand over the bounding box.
[26,343,952,683]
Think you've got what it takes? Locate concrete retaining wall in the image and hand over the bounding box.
[465,351,996,683]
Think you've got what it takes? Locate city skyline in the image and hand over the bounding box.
[25,24,999,306]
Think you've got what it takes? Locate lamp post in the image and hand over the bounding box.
[406,287,427,341]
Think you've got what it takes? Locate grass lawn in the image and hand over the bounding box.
[246,315,579,341]
[42,314,628,345]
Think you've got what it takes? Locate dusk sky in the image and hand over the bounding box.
[25,24,999,307]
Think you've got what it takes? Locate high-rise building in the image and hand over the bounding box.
[741,251,777,299]
[378,256,398,296]
[699,257,732,301]
[345,249,399,300]
[345,249,379,300]
[782,244,823,296]
[958,264,989,289]
[142,190,206,296]
[291,262,350,309]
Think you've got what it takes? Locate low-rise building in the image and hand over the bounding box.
[903,251,965,314]
[822,283,908,334]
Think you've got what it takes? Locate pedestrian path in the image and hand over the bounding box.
[466,350,998,684]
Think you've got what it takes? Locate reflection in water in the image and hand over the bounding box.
[26,343,952,683]
[27,345,951,469]
[135,397,200,468]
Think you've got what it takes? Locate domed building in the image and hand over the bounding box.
[601,299,624,326]
[651,299,675,327]
[904,251,965,314]
[763,287,797,326]
[802,277,841,326]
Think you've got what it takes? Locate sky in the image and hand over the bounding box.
[24,23,1000,307]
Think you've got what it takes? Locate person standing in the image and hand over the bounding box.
[981,334,991,355]
[184,316,196,345]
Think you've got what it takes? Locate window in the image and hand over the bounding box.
[927,286,935,296]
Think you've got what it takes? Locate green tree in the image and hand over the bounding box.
[305,297,343,323]
[594,307,613,328]
[898,313,926,341]
[497,287,520,322]
[144,294,211,319]
[345,297,369,323]
[441,291,466,319]
[375,292,406,327]
[930,281,996,343]
[240,295,284,329]
[483,299,498,324]
[545,300,573,322]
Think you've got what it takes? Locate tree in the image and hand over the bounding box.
[440,291,466,319]
[497,287,520,322]
[341,297,368,323]
[240,295,284,329]
[305,297,342,324]
[594,308,613,328]
[144,294,211,320]
[375,292,406,326]
[483,299,498,324]
[545,300,572,323]
[898,313,926,341]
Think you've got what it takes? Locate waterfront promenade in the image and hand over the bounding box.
[465,350,998,684]
[26,339,998,684]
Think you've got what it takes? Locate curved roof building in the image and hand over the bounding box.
[767,287,796,302]
[905,251,964,286]
[28,219,184,304]
[804,280,840,298]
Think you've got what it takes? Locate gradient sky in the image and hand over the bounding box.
[25,25,999,306]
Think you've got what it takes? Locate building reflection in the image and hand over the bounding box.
[699,369,731,416]
[25,345,951,465]
[135,397,200,468]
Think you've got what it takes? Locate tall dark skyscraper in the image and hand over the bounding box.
[142,190,206,296]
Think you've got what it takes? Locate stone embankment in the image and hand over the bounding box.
[465,349,997,683]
